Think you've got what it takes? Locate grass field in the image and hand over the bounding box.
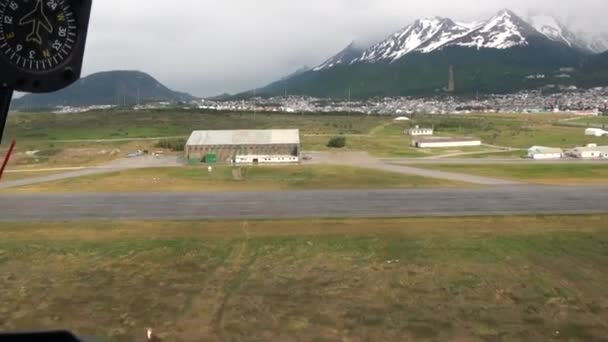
[459,149,526,158]
[3,110,607,167]
[418,164,608,185]
[1,170,63,182]
[6,110,388,141]
[411,113,608,148]
[560,116,608,128]
[1,165,462,193]
[1,215,608,341]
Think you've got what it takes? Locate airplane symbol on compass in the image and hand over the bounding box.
[18,0,54,45]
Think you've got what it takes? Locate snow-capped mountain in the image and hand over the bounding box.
[353,17,475,63]
[314,42,365,71]
[449,10,541,50]
[317,10,587,69]
[528,15,589,52]
[248,9,606,99]
[583,33,608,53]
[281,65,311,80]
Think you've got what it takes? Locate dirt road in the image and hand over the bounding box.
[304,152,521,185]
[0,155,182,190]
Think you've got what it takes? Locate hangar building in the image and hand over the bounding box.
[185,129,300,163]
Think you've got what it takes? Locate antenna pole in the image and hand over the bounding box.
[0,87,13,144]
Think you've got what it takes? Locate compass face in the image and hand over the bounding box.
[0,0,77,73]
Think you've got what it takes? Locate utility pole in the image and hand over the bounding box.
[448,65,455,93]
[348,86,351,102]
[253,88,257,120]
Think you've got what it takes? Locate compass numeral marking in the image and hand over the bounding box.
[46,0,58,11]
[0,0,78,71]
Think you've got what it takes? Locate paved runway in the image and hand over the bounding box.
[1,186,607,221]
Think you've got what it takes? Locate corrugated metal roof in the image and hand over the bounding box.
[186,129,300,146]
[528,146,563,154]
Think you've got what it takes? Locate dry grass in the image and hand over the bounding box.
[419,164,608,185]
[1,216,608,341]
[0,171,63,182]
[3,140,163,169]
[2,165,463,193]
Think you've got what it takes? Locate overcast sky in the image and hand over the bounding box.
[84,0,608,97]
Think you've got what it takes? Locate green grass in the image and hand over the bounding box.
[409,113,608,148]
[5,110,389,142]
[302,135,426,157]
[460,149,527,158]
[1,216,608,341]
[419,164,608,184]
[2,165,462,193]
[5,110,607,162]
[1,171,63,182]
[560,116,608,128]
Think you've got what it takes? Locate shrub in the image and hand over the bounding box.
[36,148,63,157]
[155,138,186,151]
[327,136,346,148]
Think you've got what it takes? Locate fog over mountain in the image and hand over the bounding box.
[83,0,608,97]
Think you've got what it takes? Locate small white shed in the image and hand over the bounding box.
[412,137,482,148]
[407,125,434,136]
[585,128,608,137]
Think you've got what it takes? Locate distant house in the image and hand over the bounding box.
[412,137,482,148]
[566,144,608,159]
[393,116,411,122]
[527,146,563,160]
[525,74,546,80]
[407,125,434,136]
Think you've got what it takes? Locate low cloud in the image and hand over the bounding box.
[83,0,608,97]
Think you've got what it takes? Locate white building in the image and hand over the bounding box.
[412,137,482,148]
[527,146,563,160]
[235,155,299,165]
[585,128,608,137]
[393,116,411,122]
[566,144,608,159]
[407,125,434,136]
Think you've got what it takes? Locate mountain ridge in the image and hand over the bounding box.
[13,70,197,109]
[245,9,605,99]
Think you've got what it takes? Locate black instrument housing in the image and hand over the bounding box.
[0,0,92,93]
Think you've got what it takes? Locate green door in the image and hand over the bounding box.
[203,153,218,164]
